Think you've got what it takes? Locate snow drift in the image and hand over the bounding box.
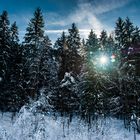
[0,106,140,140]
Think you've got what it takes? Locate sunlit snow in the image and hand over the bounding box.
[0,109,140,140]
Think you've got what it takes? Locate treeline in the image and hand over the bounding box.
[0,8,140,123]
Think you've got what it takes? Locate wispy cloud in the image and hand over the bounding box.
[46,3,103,38]
[10,0,131,42]
[79,0,131,14]
[46,0,131,38]
[46,29,91,33]
[45,29,91,41]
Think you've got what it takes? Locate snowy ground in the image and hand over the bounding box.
[0,108,140,140]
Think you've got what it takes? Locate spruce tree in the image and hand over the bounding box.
[23,8,45,99]
[67,23,82,75]
[38,35,59,111]
[86,29,99,53]
[9,22,25,110]
[55,32,69,80]
[0,11,10,45]
[54,24,82,114]
[24,8,44,45]
[86,30,99,69]
[10,22,19,43]
[0,11,11,111]
[124,17,135,48]
[115,17,125,49]
[107,34,115,53]
[39,35,52,89]
[132,26,140,44]
[67,23,81,51]
[99,30,108,51]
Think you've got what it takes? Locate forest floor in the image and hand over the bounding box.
[0,108,140,140]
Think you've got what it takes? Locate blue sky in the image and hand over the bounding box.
[0,0,140,42]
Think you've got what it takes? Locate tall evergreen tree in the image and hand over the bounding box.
[38,35,59,111]
[99,30,108,51]
[0,10,10,78]
[86,29,99,53]
[115,17,125,49]
[10,22,19,43]
[39,35,53,89]
[24,8,44,45]
[9,22,26,110]
[0,12,24,111]
[124,17,135,47]
[0,11,11,111]
[54,24,82,114]
[23,8,45,99]
[85,30,99,71]
[55,32,69,80]
[132,26,140,44]
[67,23,81,51]
[67,23,82,75]
[0,11,10,45]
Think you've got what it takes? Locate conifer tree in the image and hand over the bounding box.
[10,22,19,43]
[67,23,81,51]
[86,29,99,53]
[53,24,82,114]
[99,30,108,51]
[23,8,45,99]
[0,11,10,45]
[85,30,99,69]
[67,23,82,75]
[24,8,44,45]
[9,22,25,110]
[55,32,69,80]
[39,35,52,89]
[0,11,11,111]
[132,26,140,44]
[124,17,135,47]
[115,17,125,48]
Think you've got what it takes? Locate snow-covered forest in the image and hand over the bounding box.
[0,8,140,139]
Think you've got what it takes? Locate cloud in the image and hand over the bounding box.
[79,0,132,14]
[11,0,131,42]
[45,30,67,34]
[45,29,91,39]
[46,0,131,39]
[46,3,103,38]
[45,29,91,34]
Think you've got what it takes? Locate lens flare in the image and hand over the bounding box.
[100,56,108,64]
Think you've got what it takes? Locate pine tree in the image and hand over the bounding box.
[107,34,115,53]
[99,30,108,51]
[0,12,24,111]
[67,23,81,51]
[0,10,10,80]
[39,35,52,89]
[55,32,69,80]
[85,30,99,70]
[24,8,44,45]
[124,17,135,48]
[0,11,10,45]
[53,24,82,114]
[0,11,11,111]
[114,17,140,121]
[115,17,125,48]
[86,29,99,53]
[9,22,26,110]
[67,23,82,75]
[23,8,45,99]
[10,22,19,43]
[38,35,59,111]
[79,38,87,60]
[132,26,140,44]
